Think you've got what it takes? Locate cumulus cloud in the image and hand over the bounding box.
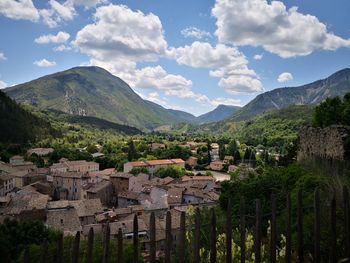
[277,72,293,83]
[74,4,167,62]
[181,27,212,39]
[253,54,263,60]
[212,0,350,58]
[168,41,263,94]
[33,59,56,67]
[0,0,40,21]
[0,80,7,89]
[53,44,72,52]
[34,31,70,44]
[39,0,76,28]
[0,53,7,61]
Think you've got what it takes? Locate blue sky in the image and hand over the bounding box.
[0,0,349,116]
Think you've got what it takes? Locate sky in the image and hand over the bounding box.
[0,0,349,116]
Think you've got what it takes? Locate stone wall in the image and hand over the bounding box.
[298,125,350,161]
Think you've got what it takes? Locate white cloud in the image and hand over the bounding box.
[33,59,56,67]
[253,54,263,60]
[210,97,241,107]
[181,27,212,39]
[53,44,72,52]
[212,0,350,58]
[0,0,40,21]
[35,31,70,44]
[219,75,263,94]
[277,72,293,83]
[168,41,263,94]
[0,80,7,89]
[137,91,168,107]
[69,0,108,9]
[74,4,167,62]
[39,0,76,28]
[0,53,7,61]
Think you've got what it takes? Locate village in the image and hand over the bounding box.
[0,141,250,255]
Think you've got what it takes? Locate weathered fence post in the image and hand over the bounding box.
[240,198,246,263]
[194,207,201,263]
[178,211,186,263]
[102,224,110,263]
[210,208,217,263]
[149,212,156,263]
[297,189,304,263]
[285,193,291,263]
[165,210,172,263]
[41,239,48,263]
[330,192,337,263]
[254,199,261,263]
[86,227,94,263]
[57,233,63,263]
[270,194,277,263]
[23,246,30,263]
[314,188,320,263]
[226,199,232,263]
[72,231,80,263]
[117,228,123,263]
[133,214,139,263]
[343,186,350,257]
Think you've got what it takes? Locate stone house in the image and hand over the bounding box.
[210,161,224,171]
[53,172,90,200]
[9,155,25,165]
[182,188,205,204]
[50,160,99,174]
[110,173,133,193]
[181,175,216,191]
[86,180,114,206]
[118,191,140,208]
[128,173,150,192]
[0,173,15,196]
[110,215,147,241]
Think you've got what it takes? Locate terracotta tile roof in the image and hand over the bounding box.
[10,155,24,160]
[145,159,173,165]
[86,181,111,193]
[181,176,215,182]
[127,161,148,166]
[170,158,186,164]
[110,172,134,179]
[118,191,140,200]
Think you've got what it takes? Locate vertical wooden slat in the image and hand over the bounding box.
[226,199,232,263]
[57,233,63,263]
[240,198,246,263]
[330,193,337,263]
[297,189,304,263]
[149,212,156,263]
[24,246,30,263]
[165,210,172,263]
[343,185,350,257]
[178,211,186,263]
[254,199,261,263]
[41,239,48,263]
[117,228,123,263]
[72,231,80,263]
[314,188,320,263]
[270,194,277,263]
[133,214,139,263]
[86,228,94,263]
[194,207,201,263]
[285,193,291,263]
[210,208,217,263]
[103,224,110,263]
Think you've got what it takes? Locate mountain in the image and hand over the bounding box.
[197,104,241,124]
[0,90,55,144]
[231,68,350,121]
[4,66,195,130]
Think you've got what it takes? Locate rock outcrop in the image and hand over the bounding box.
[298,125,350,161]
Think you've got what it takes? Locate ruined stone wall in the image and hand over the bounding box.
[298,125,350,161]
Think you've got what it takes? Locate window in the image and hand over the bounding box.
[60,219,63,225]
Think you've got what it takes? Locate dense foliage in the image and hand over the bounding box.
[313,93,350,127]
[0,91,56,144]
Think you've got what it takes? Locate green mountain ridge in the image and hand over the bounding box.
[4,66,196,130]
[197,104,241,124]
[231,68,350,121]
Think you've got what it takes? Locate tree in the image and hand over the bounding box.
[227,139,239,156]
[219,143,226,160]
[312,97,344,127]
[154,165,186,178]
[233,150,241,165]
[127,140,138,161]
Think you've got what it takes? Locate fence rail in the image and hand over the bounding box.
[22,186,350,262]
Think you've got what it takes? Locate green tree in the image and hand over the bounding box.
[127,140,138,161]
[154,165,186,178]
[313,97,344,127]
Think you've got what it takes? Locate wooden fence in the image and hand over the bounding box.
[24,186,350,263]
